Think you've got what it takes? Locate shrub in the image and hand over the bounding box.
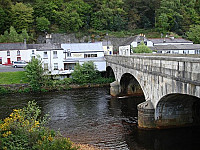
[133,41,152,53]
[0,101,78,150]
[71,61,100,84]
[24,56,45,92]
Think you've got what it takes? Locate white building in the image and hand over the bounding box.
[0,42,34,65]
[61,42,106,73]
[149,37,193,46]
[102,41,113,55]
[155,44,200,54]
[119,35,153,56]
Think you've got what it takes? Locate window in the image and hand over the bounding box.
[64,63,75,70]
[32,50,35,54]
[84,54,97,58]
[44,63,48,70]
[196,50,200,54]
[43,51,48,59]
[53,51,57,58]
[67,49,71,57]
[7,50,10,56]
[17,50,20,56]
[54,63,58,70]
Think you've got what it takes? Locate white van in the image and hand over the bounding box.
[12,61,27,68]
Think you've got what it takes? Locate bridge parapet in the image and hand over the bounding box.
[105,54,200,86]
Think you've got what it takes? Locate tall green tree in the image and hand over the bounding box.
[11,2,34,32]
[187,25,200,44]
[0,26,30,43]
[25,56,45,92]
[36,17,50,32]
[0,0,12,34]
[91,0,126,31]
[56,0,91,32]
[33,0,58,25]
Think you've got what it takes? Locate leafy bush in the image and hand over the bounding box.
[0,101,78,150]
[71,61,100,84]
[92,77,115,84]
[24,56,45,92]
[133,41,152,53]
[0,87,11,95]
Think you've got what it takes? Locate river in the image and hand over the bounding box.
[0,87,200,150]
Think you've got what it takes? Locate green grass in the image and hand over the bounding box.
[0,71,28,84]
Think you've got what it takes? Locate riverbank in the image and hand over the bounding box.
[0,83,111,95]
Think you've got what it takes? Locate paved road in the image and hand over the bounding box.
[0,65,25,72]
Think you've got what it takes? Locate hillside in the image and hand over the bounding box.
[0,0,200,43]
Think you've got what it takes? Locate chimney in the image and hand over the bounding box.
[45,34,52,44]
[24,39,27,49]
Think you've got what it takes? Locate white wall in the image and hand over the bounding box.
[0,49,33,64]
[119,45,130,56]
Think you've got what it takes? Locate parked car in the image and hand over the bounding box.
[12,61,27,68]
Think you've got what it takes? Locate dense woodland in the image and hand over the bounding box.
[0,0,200,43]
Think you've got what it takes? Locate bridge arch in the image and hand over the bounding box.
[106,66,115,80]
[120,73,144,96]
[155,93,200,128]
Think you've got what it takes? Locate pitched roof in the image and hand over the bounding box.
[27,43,62,50]
[154,44,200,50]
[120,35,148,46]
[61,42,104,52]
[0,43,27,50]
[102,40,112,46]
[149,38,193,44]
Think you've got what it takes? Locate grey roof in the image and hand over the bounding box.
[61,42,104,52]
[154,44,200,50]
[120,35,148,46]
[149,38,193,44]
[0,43,27,50]
[102,40,112,46]
[27,43,62,50]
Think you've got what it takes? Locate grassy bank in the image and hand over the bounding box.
[0,71,28,85]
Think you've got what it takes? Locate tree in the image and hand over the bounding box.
[56,0,91,32]
[11,2,34,32]
[71,61,99,84]
[91,0,127,31]
[24,56,45,92]
[187,25,200,44]
[0,26,30,43]
[133,42,152,53]
[36,17,50,32]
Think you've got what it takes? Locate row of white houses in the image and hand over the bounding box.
[0,40,113,76]
[119,35,200,55]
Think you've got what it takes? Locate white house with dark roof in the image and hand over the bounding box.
[149,37,193,46]
[61,42,106,74]
[102,40,113,55]
[0,42,34,65]
[119,35,153,56]
[155,44,200,54]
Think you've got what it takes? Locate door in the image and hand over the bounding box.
[0,57,2,64]
[17,57,21,61]
[7,58,11,64]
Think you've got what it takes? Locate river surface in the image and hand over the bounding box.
[0,87,200,150]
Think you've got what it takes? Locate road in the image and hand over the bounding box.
[0,65,25,72]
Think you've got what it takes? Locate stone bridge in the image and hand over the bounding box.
[105,54,200,129]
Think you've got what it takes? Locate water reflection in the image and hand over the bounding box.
[0,87,200,150]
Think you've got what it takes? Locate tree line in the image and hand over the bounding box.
[0,0,200,43]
